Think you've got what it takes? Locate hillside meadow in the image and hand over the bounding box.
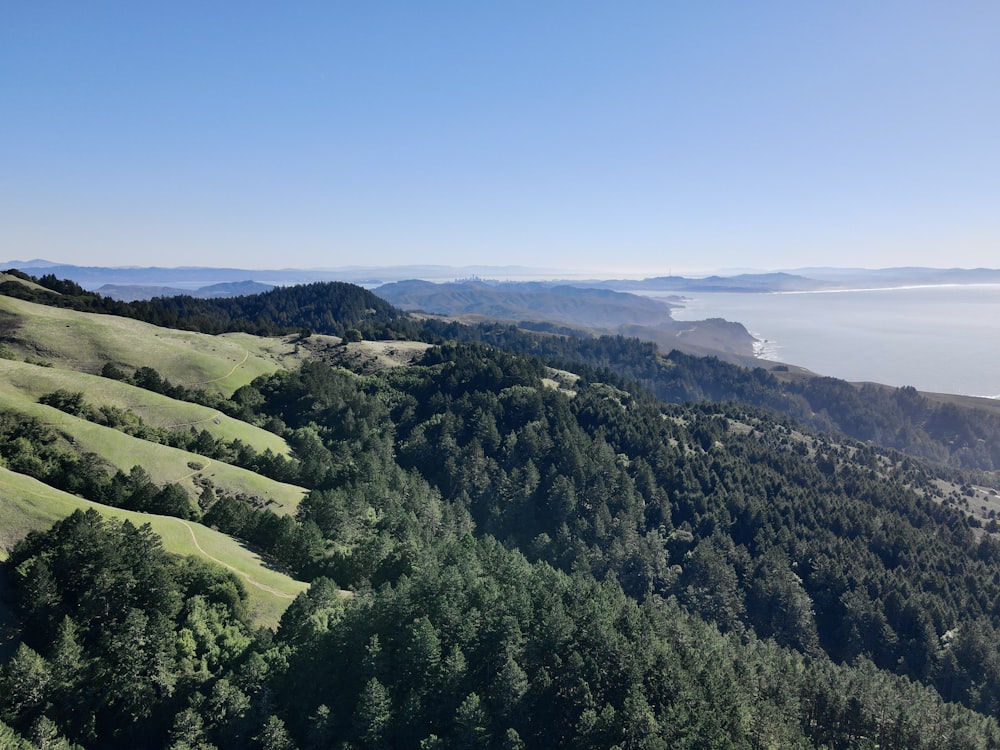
[0,358,292,456]
[0,388,305,513]
[0,467,308,629]
[0,294,302,395]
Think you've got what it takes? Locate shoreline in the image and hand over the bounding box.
[746,330,782,361]
[666,286,1000,397]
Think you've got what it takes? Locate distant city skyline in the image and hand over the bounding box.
[3,2,998,274]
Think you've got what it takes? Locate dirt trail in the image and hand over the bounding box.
[188,348,250,386]
[174,457,213,484]
[174,518,297,599]
[1,470,297,600]
[161,410,223,429]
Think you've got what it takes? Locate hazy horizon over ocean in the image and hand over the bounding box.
[648,284,1000,399]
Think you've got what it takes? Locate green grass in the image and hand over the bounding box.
[0,291,330,631]
[0,295,303,395]
[352,339,431,367]
[0,467,308,629]
[0,358,292,457]
[0,272,55,294]
[0,389,306,514]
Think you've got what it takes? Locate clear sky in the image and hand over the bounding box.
[2,2,998,275]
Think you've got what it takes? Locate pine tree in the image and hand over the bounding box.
[254,715,297,750]
[354,677,391,749]
[0,644,50,727]
[453,693,489,748]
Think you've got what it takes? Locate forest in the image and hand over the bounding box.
[5,276,1000,747]
[6,270,1000,471]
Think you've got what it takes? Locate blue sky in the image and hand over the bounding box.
[2,2,998,275]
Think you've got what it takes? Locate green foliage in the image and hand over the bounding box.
[11,278,1000,746]
[197,339,1000,726]
[37,385,301,484]
[263,536,1000,748]
[3,273,411,339]
[0,411,111,504]
[12,271,1000,470]
[1,511,253,747]
[38,390,90,417]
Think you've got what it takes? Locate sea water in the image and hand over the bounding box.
[649,285,1000,398]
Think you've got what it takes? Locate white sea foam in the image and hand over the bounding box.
[750,334,782,361]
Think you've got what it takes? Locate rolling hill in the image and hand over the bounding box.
[2,392,305,510]
[376,278,761,359]
[0,467,308,629]
[0,358,292,455]
[0,293,314,633]
[0,294,301,394]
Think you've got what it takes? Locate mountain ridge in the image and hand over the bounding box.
[7,259,1000,293]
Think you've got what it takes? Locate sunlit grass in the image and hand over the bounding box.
[0,295,304,395]
[0,467,308,629]
[0,388,306,514]
[0,358,292,456]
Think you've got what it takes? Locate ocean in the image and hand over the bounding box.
[646,284,1000,398]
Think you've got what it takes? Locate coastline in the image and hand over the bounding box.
[751,334,782,361]
[666,286,1000,397]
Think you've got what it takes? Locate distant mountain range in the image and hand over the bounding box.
[5,259,1000,297]
[787,266,1000,287]
[0,259,570,291]
[374,278,760,360]
[376,279,680,328]
[587,267,1000,292]
[6,260,1000,362]
[95,280,275,301]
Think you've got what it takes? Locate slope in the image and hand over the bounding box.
[0,294,301,395]
[0,467,308,629]
[0,386,306,514]
[377,278,760,358]
[0,358,292,456]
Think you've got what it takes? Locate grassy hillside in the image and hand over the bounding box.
[0,358,292,456]
[0,387,306,513]
[0,294,302,395]
[0,467,308,628]
[306,337,431,373]
[0,290,317,632]
[0,271,54,294]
